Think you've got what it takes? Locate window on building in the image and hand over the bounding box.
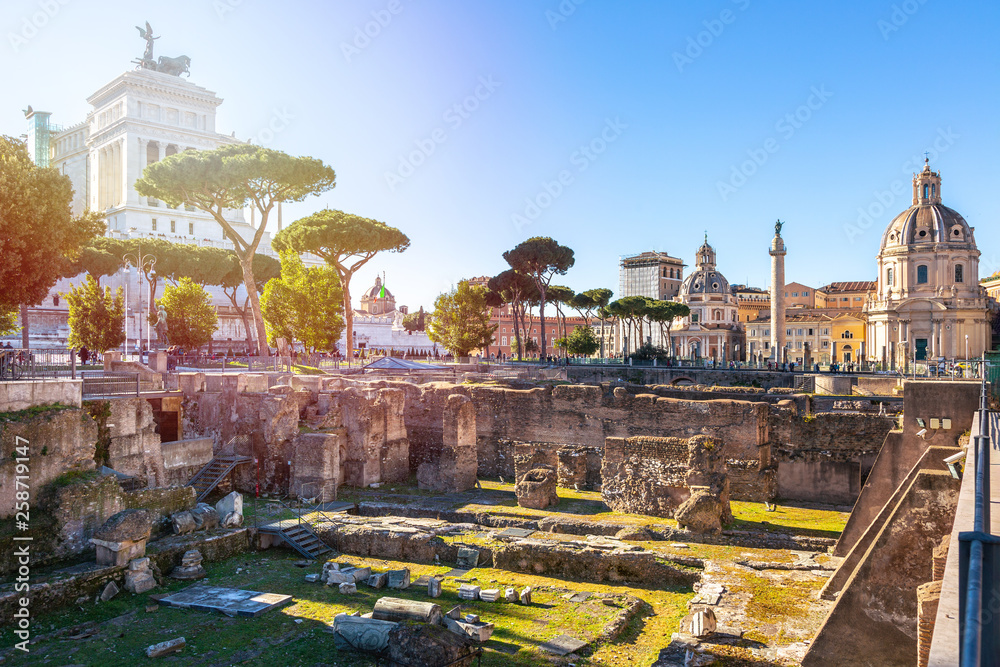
[917,265,929,284]
[764,329,769,337]
[764,342,770,349]
[808,328,814,336]
[796,342,803,349]
[841,297,848,302]
[802,291,809,296]
[797,329,804,336]
[955,264,964,283]
[822,341,829,348]
[787,329,792,336]
[854,296,862,301]
[823,328,829,335]
[751,329,756,337]
[792,292,799,297]
[691,312,699,323]
[151,218,157,231]
[842,331,854,339]
[923,184,929,198]
[887,267,894,285]
[188,222,194,235]
[501,336,507,346]
[170,220,176,233]
[53,295,59,306]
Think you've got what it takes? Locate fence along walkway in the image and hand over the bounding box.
[928,374,999,666]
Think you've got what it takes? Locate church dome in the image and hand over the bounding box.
[880,161,975,250]
[679,237,732,300]
[363,276,394,301]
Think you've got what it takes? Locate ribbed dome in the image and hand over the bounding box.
[679,237,732,300]
[881,203,972,249]
[680,269,731,298]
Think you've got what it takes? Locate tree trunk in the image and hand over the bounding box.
[340,269,354,361]
[240,258,269,355]
[538,287,547,359]
[20,303,29,349]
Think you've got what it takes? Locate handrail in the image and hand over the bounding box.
[958,358,997,666]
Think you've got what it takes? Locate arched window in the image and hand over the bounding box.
[955,264,964,283]
[886,267,894,286]
[931,184,936,198]
[917,265,929,284]
[841,330,854,339]
[923,184,929,198]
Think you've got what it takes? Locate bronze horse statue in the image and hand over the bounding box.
[156,55,191,77]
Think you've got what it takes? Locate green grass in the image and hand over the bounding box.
[3,550,692,666]
[0,402,75,424]
[729,501,848,539]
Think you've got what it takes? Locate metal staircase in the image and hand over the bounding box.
[258,519,334,560]
[186,436,253,502]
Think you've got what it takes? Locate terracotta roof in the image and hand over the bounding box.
[817,281,876,293]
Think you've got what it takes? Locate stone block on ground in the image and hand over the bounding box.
[305,573,321,583]
[372,597,443,625]
[515,466,559,509]
[387,621,477,667]
[368,572,388,589]
[171,510,197,535]
[428,577,442,598]
[190,503,220,531]
[458,584,481,601]
[681,608,717,638]
[339,582,358,594]
[215,491,243,518]
[456,547,479,569]
[99,580,120,602]
[169,549,206,580]
[519,586,532,605]
[146,637,185,658]
[444,616,496,643]
[675,487,725,534]
[388,568,410,589]
[479,588,500,602]
[332,615,397,652]
[94,509,153,542]
[505,587,517,602]
[125,557,157,594]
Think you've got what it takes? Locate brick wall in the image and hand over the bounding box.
[601,436,692,516]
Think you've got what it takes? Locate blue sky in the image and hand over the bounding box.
[3,0,998,310]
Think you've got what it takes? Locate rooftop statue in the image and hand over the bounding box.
[132,22,191,77]
[774,219,784,236]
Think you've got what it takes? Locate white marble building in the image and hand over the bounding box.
[13,55,280,350]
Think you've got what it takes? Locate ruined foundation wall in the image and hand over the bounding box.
[771,411,897,504]
[601,436,690,516]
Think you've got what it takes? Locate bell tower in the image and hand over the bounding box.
[912,158,942,205]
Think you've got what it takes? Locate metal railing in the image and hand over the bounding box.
[0,348,80,380]
[958,360,999,666]
[81,371,142,398]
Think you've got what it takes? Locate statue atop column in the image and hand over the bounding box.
[774,219,784,236]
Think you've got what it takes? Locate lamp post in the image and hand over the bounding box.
[123,244,156,359]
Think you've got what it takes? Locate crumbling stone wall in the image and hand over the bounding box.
[392,382,771,481]
[290,431,343,501]
[510,442,603,490]
[0,474,195,576]
[0,405,98,518]
[417,394,477,493]
[601,436,690,516]
[771,410,897,504]
[101,398,165,487]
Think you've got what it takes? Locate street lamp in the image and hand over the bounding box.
[123,241,157,359]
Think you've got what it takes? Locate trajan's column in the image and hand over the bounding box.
[769,220,786,363]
